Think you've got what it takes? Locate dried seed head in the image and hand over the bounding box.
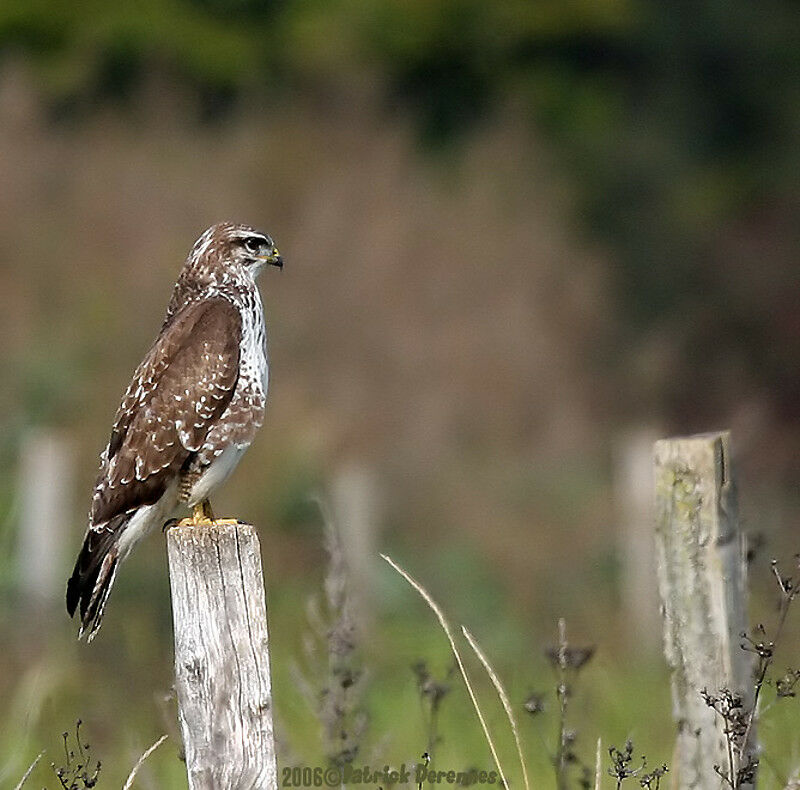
[523,693,545,715]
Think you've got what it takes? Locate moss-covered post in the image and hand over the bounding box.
[654,432,753,790]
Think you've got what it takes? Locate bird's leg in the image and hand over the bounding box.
[198,499,215,522]
[198,498,242,526]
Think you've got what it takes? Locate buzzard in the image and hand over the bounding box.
[66,222,283,640]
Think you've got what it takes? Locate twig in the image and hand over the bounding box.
[740,559,797,762]
[122,735,168,790]
[462,625,530,790]
[13,752,44,790]
[411,660,452,761]
[556,618,568,790]
[380,554,510,790]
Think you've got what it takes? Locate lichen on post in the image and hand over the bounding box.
[654,432,753,790]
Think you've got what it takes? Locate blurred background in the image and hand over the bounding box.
[1,0,799,786]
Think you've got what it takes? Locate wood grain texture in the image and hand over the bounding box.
[654,432,753,790]
[167,523,277,790]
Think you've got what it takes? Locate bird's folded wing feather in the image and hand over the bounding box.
[90,297,242,527]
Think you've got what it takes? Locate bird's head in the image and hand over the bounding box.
[189,222,283,281]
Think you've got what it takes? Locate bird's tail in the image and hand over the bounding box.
[66,514,127,641]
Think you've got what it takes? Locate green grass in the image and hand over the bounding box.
[1,537,799,788]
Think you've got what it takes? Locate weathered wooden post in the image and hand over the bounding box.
[331,463,381,624]
[17,428,74,608]
[654,432,753,790]
[167,523,278,790]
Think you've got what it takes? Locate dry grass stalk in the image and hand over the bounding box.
[380,554,510,790]
[13,751,43,790]
[122,734,168,790]
[461,625,530,790]
[595,738,602,790]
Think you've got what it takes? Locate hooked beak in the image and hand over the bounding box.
[259,247,283,269]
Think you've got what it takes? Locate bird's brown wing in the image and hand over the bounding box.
[90,296,242,526]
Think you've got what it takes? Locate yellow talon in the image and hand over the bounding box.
[172,500,239,528]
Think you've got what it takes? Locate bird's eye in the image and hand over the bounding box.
[243,237,262,254]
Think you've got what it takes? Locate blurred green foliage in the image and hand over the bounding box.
[2,544,799,788]
[2,0,799,419]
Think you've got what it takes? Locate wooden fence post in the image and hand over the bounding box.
[653,432,753,790]
[17,428,74,608]
[331,463,381,625]
[167,523,278,790]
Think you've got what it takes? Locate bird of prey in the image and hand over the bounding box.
[66,222,283,640]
